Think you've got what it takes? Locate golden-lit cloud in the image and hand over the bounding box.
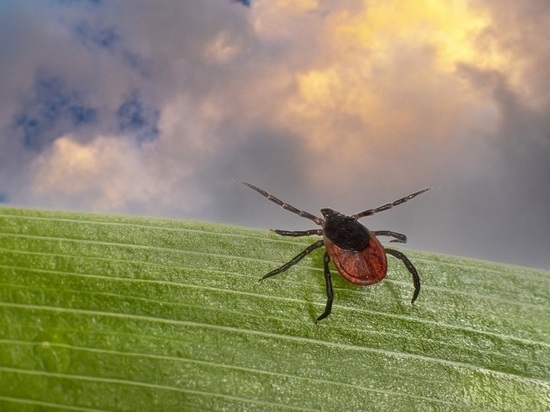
[268,0,515,185]
[28,136,176,213]
[334,0,506,71]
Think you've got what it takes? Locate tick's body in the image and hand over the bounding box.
[324,228,386,285]
[240,181,429,322]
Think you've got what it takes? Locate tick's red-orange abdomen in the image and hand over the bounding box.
[324,232,387,285]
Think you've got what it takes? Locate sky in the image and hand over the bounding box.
[0,0,549,269]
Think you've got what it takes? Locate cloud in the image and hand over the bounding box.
[29,135,146,211]
[444,0,550,268]
[0,0,549,268]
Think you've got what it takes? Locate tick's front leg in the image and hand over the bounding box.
[272,229,323,237]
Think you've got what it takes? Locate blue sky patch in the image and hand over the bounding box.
[14,75,97,151]
[233,0,251,7]
[56,0,103,6]
[117,93,160,143]
[74,21,120,52]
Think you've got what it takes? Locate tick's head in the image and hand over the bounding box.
[320,208,341,220]
[321,208,355,226]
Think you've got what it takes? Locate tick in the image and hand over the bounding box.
[239,181,430,323]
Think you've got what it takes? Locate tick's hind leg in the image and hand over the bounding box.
[261,240,324,280]
[315,252,333,323]
[385,248,421,303]
[272,229,323,237]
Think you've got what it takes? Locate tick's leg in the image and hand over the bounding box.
[239,181,324,225]
[272,229,323,237]
[385,248,421,303]
[352,188,430,220]
[261,240,324,280]
[373,230,407,243]
[315,252,334,323]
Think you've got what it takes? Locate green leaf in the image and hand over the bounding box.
[0,206,548,411]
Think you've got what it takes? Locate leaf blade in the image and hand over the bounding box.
[1,207,548,411]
